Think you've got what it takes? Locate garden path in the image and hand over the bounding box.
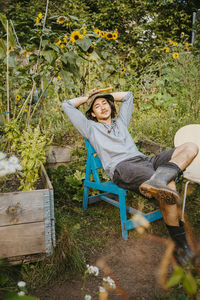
[34,234,170,300]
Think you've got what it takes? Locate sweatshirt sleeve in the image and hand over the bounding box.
[62,100,90,139]
[116,91,133,128]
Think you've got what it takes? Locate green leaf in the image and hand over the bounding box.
[41,50,56,64]
[76,37,92,51]
[167,266,184,288]
[182,272,197,295]
[0,13,16,47]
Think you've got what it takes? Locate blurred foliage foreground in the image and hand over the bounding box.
[0,0,200,299]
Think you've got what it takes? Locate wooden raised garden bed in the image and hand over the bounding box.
[0,166,55,264]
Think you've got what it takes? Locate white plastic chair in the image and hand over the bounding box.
[174,124,200,220]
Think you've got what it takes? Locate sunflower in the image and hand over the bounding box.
[112,32,118,40]
[172,52,179,59]
[186,43,193,51]
[181,32,185,37]
[15,95,21,101]
[94,28,100,35]
[86,45,94,56]
[163,47,169,53]
[105,32,113,40]
[121,67,126,75]
[173,42,178,46]
[99,31,105,38]
[55,39,62,46]
[60,44,65,49]
[57,16,65,24]
[168,39,173,45]
[70,30,83,43]
[8,45,13,53]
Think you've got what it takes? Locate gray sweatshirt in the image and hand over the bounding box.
[62,91,145,179]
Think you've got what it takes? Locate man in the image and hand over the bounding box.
[62,89,199,265]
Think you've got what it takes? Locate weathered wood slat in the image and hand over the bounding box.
[0,190,47,226]
[0,222,46,258]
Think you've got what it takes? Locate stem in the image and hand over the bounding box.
[6,19,9,122]
[10,20,22,50]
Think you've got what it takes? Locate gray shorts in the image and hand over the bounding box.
[113,148,175,192]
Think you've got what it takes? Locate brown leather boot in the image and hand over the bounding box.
[139,162,182,205]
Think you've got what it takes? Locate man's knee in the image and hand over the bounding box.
[181,142,199,159]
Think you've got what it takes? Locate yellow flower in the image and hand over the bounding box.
[81,27,87,36]
[15,94,21,101]
[60,44,65,49]
[105,32,113,40]
[57,16,65,24]
[94,28,101,35]
[168,39,173,45]
[86,45,94,56]
[55,39,62,46]
[163,47,169,53]
[24,109,28,112]
[8,45,13,53]
[172,52,179,59]
[18,105,22,108]
[70,30,83,43]
[186,43,193,51]
[66,21,72,27]
[63,34,68,43]
[181,32,185,37]
[121,67,126,75]
[36,17,40,24]
[112,32,118,40]
[58,75,62,80]
[173,42,178,46]
[38,12,43,19]
[99,31,105,38]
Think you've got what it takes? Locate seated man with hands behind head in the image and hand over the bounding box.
[62,88,199,266]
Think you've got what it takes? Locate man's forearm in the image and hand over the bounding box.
[69,96,88,108]
[110,92,129,101]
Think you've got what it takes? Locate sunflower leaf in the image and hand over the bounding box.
[76,37,92,51]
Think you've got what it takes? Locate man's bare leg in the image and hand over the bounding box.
[139,142,199,205]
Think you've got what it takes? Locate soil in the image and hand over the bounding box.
[33,235,171,300]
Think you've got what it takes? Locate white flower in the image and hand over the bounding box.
[17,281,26,288]
[0,152,6,161]
[0,169,6,177]
[15,164,22,171]
[103,276,116,289]
[8,156,19,165]
[99,286,106,293]
[0,159,7,169]
[86,265,99,276]
[5,164,16,174]
[18,291,25,296]
[84,295,92,300]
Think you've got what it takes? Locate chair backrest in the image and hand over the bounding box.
[84,139,102,183]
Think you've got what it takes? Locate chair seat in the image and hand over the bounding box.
[84,179,127,195]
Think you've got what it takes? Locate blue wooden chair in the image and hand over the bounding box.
[83,139,162,240]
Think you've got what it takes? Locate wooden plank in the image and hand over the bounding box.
[41,166,53,190]
[0,190,47,226]
[0,222,46,258]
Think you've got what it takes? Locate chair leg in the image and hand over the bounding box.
[83,186,89,210]
[119,193,128,240]
[182,180,190,221]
